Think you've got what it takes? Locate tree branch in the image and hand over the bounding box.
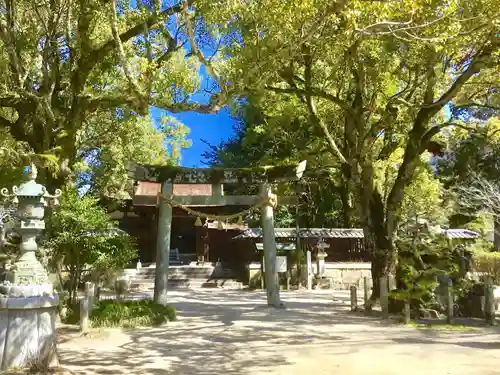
[452,102,500,114]
[74,1,187,94]
[421,121,474,147]
[265,86,354,117]
[109,0,144,101]
[455,172,500,218]
[182,0,226,93]
[0,114,13,128]
[88,93,225,114]
[302,46,347,164]
[421,35,500,114]
[155,24,182,67]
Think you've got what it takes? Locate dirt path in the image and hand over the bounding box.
[58,290,500,375]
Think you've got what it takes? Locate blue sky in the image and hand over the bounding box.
[173,109,236,167]
[151,107,237,167]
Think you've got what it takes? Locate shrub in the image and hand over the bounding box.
[471,244,500,284]
[61,299,176,328]
[45,188,137,304]
[91,299,177,328]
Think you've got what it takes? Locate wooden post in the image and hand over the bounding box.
[380,276,389,319]
[446,278,454,324]
[350,285,358,311]
[403,300,411,324]
[154,182,173,305]
[260,183,282,308]
[363,276,369,304]
[484,275,496,325]
[80,297,90,332]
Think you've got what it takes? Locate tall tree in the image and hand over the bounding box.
[200,0,500,302]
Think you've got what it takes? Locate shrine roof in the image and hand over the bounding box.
[233,228,480,240]
[125,160,307,184]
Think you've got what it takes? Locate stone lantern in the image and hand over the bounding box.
[315,238,330,278]
[0,164,61,370]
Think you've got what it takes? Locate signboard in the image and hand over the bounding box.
[276,256,287,273]
[262,256,288,273]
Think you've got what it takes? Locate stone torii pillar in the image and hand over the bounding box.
[260,183,281,307]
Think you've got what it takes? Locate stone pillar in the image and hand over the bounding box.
[260,183,282,308]
[154,182,173,306]
[306,250,312,290]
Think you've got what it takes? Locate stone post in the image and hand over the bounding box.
[403,300,411,324]
[0,164,61,370]
[80,297,90,332]
[350,285,358,311]
[380,276,389,319]
[363,276,369,304]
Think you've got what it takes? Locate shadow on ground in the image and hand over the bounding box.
[58,290,500,375]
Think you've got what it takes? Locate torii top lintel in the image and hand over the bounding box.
[125,160,307,184]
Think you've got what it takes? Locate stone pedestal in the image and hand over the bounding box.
[0,284,59,370]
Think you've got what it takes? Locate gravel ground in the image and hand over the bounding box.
[56,289,500,375]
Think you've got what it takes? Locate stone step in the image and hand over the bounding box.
[129,279,244,291]
[134,268,236,278]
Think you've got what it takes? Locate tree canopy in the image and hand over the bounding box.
[199,0,500,300]
[0,0,221,193]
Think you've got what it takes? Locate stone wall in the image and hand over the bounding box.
[247,262,372,290]
[319,262,372,290]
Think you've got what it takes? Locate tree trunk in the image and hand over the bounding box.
[340,159,355,228]
[362,192,398,310]
[339,182,354,228]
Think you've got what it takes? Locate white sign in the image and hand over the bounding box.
[306,251,312,273]
[262,256,288,273]
[276,256,287,273]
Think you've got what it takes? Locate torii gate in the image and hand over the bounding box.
[126,161,307,308]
